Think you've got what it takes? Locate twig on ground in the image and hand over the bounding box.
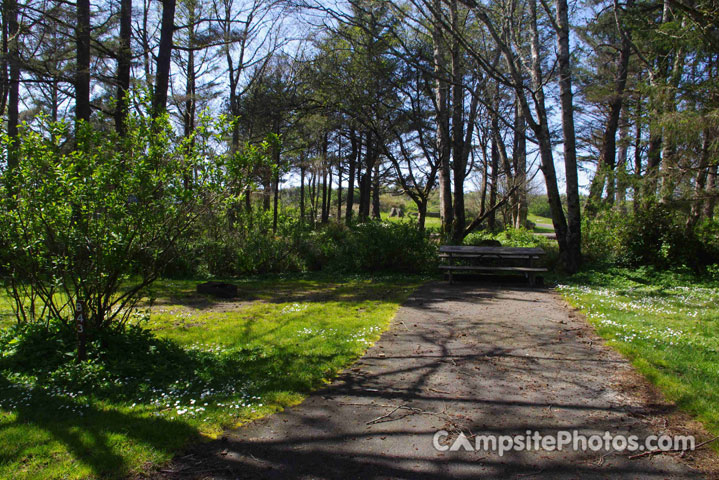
[340,402,461,428]
[515,469,545,478]
[428,387,451,395]
[367,404,405,425]
[628,435,719,459]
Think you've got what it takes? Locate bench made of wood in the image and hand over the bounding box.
[439,245,548,286]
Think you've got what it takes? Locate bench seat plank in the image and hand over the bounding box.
[439,265,548,272]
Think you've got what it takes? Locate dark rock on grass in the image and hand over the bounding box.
[196,281,238,298]
[477,238,502,247]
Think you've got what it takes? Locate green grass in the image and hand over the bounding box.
[0,274,423,479]
[379,211,442,230]
[556,266,719,448]
[528,214,554,233]
[528,213,552,225]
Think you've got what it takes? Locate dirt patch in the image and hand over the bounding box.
[143,282,717,479]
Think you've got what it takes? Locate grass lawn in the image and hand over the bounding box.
[379,211,442,230]
[528,214,555,234]
[0,274,423,479]
[557,267,719,450]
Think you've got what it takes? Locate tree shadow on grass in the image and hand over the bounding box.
[0,321,358,478]
[0,392,198,479]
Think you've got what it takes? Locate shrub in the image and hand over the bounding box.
[528,195,553,218]
[323,220,437,274]
[0,112,242,358]
[464,227,549,248]
[583,204,719,271]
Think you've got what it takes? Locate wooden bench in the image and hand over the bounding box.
[439,245,547,286]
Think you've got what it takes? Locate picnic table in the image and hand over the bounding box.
[439,245,547,286]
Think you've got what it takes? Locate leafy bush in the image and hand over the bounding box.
[0,111,247,352]
[463,227,559,268]
[583,203,719,271]
[528,195,553,218]
[322,221,437,274]
[464,227,550,248]
[165,215,438,278]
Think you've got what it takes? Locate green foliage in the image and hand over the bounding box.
[464,227,549,248]
[583,204,719,271]
[527,195,553,219]
[463,227,559,269]
[167,215,438,278]
[0,275,421,479]
[317,221,438,274]
[0,111,242,336]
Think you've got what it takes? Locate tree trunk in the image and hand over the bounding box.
[633,93,644,212]
[0,1,8,115]
[659,16,687,203]
[703,164,717,220]
[479,148,488,217]
[272,128,280,233]
[555,0,581,272]
[687,128,714,230]
[358,132,374,220]
[75,0,91,126]
[585,0,632,216]
[300,162,306,223]
[513,98,527,228]
[310,169,317,225]
[337,154,343,221]
[321,165,327,223]
[642,3,673,203]
[615,118,630,209]
[262,177,271,211]
[327,166,333,221]
[153,0,176,116]
[488,127,499,231]
[372,162,381,220]
[142,0,152,88]
[449,0,465,243]
[273,173,279,233]
[644,123,662,200]
[433,0,453,234]
[357,142,363,215]
[115,0,132,134]
[181,3,196,190]
[5,0,19,169]
[346,129,357,224]
[526,0,570,259]
[477,0,571,262]
[183,16,196,139]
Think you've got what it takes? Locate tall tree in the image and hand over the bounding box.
[115,0,132,133]
[3,0,19,169]
[153,0,176,116]
[75,0,91,125]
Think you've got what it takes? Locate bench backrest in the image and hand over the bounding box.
[439,245,545,256]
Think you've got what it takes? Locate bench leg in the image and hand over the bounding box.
[528,273,535,287]
[448,269,453,284]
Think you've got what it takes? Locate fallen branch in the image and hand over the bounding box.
[339,402,461,428]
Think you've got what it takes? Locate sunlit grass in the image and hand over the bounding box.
[0,274,423,479]
[379,211,442,230]
[557,267,719,449]
[528,213,554,233]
